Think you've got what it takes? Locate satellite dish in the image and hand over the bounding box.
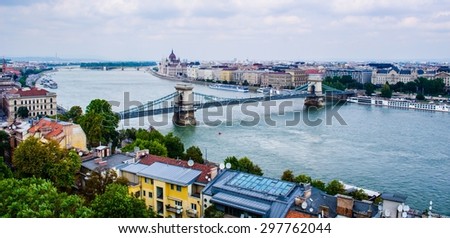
[78,152,83,156]
[385,210,391,217]
[403,205,410,212]
[430,201,433,206]
[397,204,403,212]
[309,208,313,213]
[225,162,231,169]
[187,159,194,167]
[402,211,407,218]
[219,163,225,170]
[301,201,307,209]
[134,146,140,152]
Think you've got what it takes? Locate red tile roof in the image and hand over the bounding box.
[8,87,49,97]
[305,69,320,74]
[28,118,64,141]
[139,154,218,184]
[285,210,313,218]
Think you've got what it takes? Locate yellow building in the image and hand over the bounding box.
[220,69,235,82]
[121,154,218,218]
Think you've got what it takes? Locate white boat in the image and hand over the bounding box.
[347,96,450,112]
[208,83,249,92]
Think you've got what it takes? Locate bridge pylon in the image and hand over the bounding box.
[173,83,197,126]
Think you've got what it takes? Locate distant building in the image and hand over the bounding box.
[261,72,293,89]
[202,170,302,218]
[1,87,57,122]
[121,154,218,218]
[324,68,372,84]
[158,50,188,77]
[26,118,87,151]
[285,69,309,87]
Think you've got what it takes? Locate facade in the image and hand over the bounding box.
[122,154,218,218]
[434,72,450,89]
[324,68,372,84]
[260,72,293,89]
[202,170,302,218]
[285,69,309,87]
[158,50,188,77]
[1,87,57,122]
[242,71,264,86]
[26,118,87,151]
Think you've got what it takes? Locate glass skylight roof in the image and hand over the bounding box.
[227,173,294,196]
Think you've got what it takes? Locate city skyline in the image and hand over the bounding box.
[1,0,450,62]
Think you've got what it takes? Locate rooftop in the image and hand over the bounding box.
[136,162,202,186]
[81,153,134,171]
[381,193,408,203]
[139,154,217,184]
[6,87,51,97]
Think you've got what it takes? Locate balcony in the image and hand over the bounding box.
[166,205,183,214]
[186,209,198,218]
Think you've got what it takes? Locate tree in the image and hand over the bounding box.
[0,178,92,218]
[242,80,249,86]
[82,168,118,202]
[0,130,10,159]
[281,169,295,182]
[393,82,405,92]
[349,189,368,201]
[66,105,83,123]
[224,156,263,176]
[295,174,312,184]
[325,180,345,196]
[148,140,168,157]
[16,106,29,118]
[416,93,425,100]
[13,137,81,191]
[164,132,184,159]
[204,205,225,218]
[185,146,204,164]
[405,81,417,93]
[79,99,119,149]
[311,179,326,191]
[364,83,375,96]
[0,158,13,180]
[381,83,392,98]
[91,183,150,218]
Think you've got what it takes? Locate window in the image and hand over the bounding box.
[175,201,182,207]
[149,192,153,198]
[170,184,174,190]
[143,190,146,197]
[156,187,163,199]
[191,203,197,210]
[176,185,182,192]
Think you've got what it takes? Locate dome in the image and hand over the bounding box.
[169,49,177,61]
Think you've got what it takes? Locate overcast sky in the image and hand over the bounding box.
[1,0,450,61]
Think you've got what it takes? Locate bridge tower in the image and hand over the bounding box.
[173,83,197,126]
[305,77,325,107]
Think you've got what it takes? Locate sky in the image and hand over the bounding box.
[1,0,450,62]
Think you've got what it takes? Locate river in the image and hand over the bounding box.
[48,67,450,216]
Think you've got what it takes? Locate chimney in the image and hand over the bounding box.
[94,158,102,164]
[336,194,354,217]
[98,161,107,167]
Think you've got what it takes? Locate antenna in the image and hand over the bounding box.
[187,159,194,167]
[225,162,231,169]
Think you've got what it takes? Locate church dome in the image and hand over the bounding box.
[169,50,177,61]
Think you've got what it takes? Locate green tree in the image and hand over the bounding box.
[364,83,375,96]
[349,189,368,201]
[0,158,13,180]
[381,83,392,98]
[16,106,29,118]
[13,137,81,191]
[204,205,225,218]
[0,130,10,158]
[79,99,119,149]
[405,81,417,93]
[325,180,345,196]
[416,93,425,100]
[311,179,326,191]
[0,178,93,218]
[295,174,312,184]
[148,140,168,157]
[185,146,204,164]
[224,156,263,176]
[164,132,185,159]
[91,183,150,218]
[281,169,295,182]
[393,82,405,92]
[66,105,83,123]
[82,168,118,202]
